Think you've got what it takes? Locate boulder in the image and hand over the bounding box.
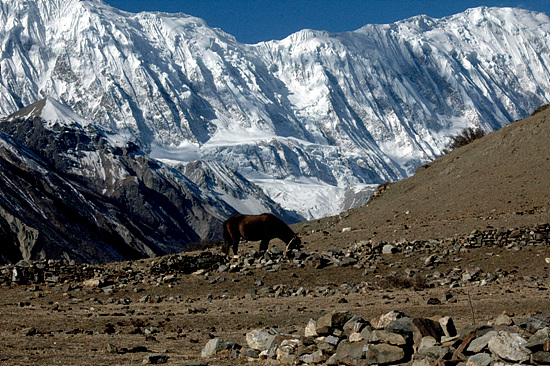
[364,343,406,365]
[526,327,550,350]
[305,319,318,337]
[201,338,240,358]
[466,352,493,366]
[369,330,407,346]
[372,310,408,329]
[276,339,302,365]
[246,328,279,351]
[487,331,531,362]
[316,311,353,335]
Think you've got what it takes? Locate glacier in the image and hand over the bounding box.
[1,0,550,219]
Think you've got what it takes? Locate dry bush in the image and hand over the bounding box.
[379,274,430,291]
[444,127,486,153]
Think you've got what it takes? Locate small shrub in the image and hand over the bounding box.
[444,127,486,153]
[379,274,429,291]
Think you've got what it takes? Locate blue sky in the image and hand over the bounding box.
[104,0,550,44]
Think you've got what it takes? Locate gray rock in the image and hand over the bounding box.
[532,350,550,364]
[201,338,240,358]
[364,343,406,365]
[369,330,407,346]
[382,244,397,254]
[246,328,279,351]
[142,354,169,364]
[488,331,531,362]
[316,311,353,335]
[526,327,550,349]
[466,352,493,366]
[300,349,326,364]
[467,330,497,353]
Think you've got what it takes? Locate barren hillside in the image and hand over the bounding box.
[296,105,550,250]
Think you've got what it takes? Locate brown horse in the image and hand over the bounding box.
[222,213,301,256]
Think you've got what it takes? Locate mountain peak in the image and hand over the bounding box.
[2,97,89,128]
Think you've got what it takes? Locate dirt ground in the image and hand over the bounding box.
[1,236,549,365]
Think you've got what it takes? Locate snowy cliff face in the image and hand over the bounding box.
[1,1,550,219]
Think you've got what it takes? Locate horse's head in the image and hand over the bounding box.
[286,235,302,251]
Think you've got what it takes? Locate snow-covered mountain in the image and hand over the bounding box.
[1,0,550,219]
[0,97,298,263]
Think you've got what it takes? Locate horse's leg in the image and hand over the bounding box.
[231,234,240,256]
[259,239,269,254]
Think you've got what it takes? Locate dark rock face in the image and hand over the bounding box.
[0,101,240,264]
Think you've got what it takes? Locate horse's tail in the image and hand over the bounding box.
[222,220,231,255]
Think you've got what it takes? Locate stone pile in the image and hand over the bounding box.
[0,251,226,286]
[202,310,550,365]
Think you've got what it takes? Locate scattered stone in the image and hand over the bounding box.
[382,244,397,254]
[142,353,169,364]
